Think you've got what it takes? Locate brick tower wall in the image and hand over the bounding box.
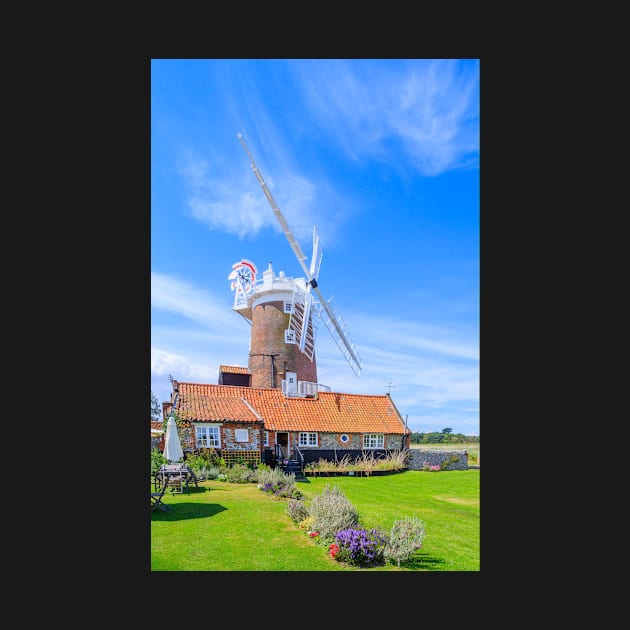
[249,300,318,388]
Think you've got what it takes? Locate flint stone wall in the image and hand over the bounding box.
[407,449,468,471]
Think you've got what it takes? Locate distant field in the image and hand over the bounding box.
[410,442,479,465]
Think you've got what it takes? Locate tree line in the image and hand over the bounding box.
[410,428,479,444]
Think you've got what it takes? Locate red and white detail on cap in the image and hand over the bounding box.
[228,259,258,294]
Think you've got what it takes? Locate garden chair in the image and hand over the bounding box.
[151,482,171,513]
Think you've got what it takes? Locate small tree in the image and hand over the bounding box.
[384,515,426,568]
[151,391,161,421]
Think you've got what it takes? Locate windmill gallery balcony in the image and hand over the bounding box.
[281,379,331,397]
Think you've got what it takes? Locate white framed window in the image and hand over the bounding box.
[235,428,249,442]
[299,432,318,447]
[340,434,349,443]
[264,430,269,446]
[284,302,294,313]
[363,433,384,449]
[285,329,296,343]
[195,425,220,448]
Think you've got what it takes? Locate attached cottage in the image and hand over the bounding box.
[161,378,410,469]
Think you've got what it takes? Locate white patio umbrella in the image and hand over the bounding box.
[163,415,184,463]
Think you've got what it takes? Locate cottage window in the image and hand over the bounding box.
[235,429,249,442]
[195,425,220,448]
[363,433,384,449]
[299,432,318,447]
[264,431,269,446]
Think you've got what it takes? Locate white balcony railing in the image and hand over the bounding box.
[281,380,331,397]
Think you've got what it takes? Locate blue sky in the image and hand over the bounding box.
[151,58,479,436]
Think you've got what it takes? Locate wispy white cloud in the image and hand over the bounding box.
[151,271,237,329]
[305,310,478,415]
[178,154,274,239]
[176,148,343,245]
[352,313,478,361]
[291,59,479,176]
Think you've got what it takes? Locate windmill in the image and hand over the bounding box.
[236,133,362,387]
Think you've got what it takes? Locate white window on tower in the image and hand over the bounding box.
[285,329,296,344]
[284,302,294,313]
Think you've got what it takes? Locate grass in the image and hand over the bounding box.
[151,469,479,571]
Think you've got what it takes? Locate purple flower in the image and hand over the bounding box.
[334,528,386,567]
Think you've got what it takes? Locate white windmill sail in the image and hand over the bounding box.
[237,132,362,377]
[288,278,320,361]
[288,227,322,356]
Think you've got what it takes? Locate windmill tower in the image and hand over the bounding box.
[229,259,318,390]
[229,133,362,396]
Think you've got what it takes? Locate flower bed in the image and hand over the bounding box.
[304,468,407,477]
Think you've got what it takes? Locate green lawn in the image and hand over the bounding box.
[151,469,479,571]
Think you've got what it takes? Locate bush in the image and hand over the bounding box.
[193,448,225,468]
[151,448,168,476]
[254,463,271,476]
[332,527,387,567]
[308,484,359,543]
[225,464,256,483]
[383,515,426,567]
[287,498,309,523]
[256,467,298,497]
[201,465,222,480]
[421,461,441,472]
[297,516,315,531]
[185,450,227,479]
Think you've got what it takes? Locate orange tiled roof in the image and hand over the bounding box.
[150,421,163,431]
[173,381,407,434]
[219,365,250,375]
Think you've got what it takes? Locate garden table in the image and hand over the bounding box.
[154,464,199,493]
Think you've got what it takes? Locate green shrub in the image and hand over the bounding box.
[257,467,298,497]
[440,455,460,470]
[193,448,225,468]
[308,484,359,543]
[286,498,309,523]
[201,465,221,480]
[151,448,168,476]
[254,463,271,477]
[383,515,426,568]
[257,467,288,486]
[225,464,256,483]
[185,450,228,479]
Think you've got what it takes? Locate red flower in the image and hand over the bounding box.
[329,543,339,558]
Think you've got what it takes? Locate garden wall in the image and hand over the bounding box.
[407,449,468,471]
